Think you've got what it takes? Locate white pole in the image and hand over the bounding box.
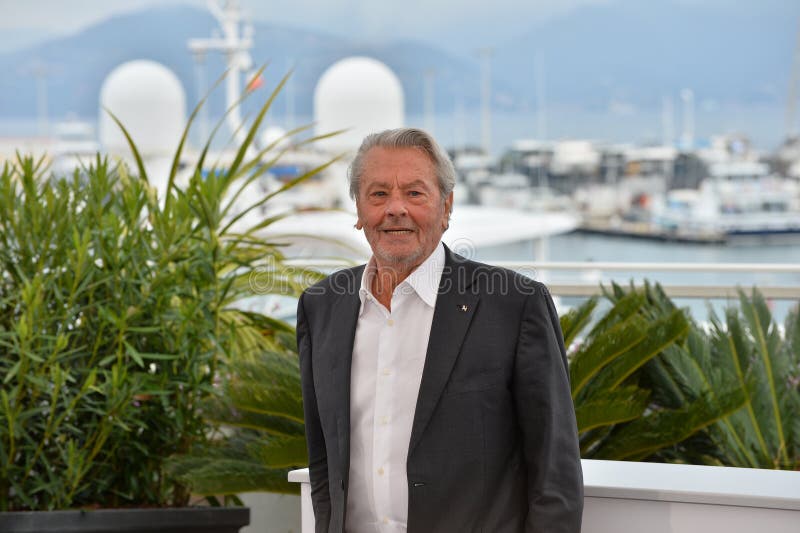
[680,88,694,149]
[785,18,800,139]
[32,63,49,137]
[453,93,465,154]
[662,94,674,147]
[535,50,547,141]
[535,51,548,190]
[193,54,209,143]
[424,69,435,135]
[478,48,493,155]
[286,59,296,130]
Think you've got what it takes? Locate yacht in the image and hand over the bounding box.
[652,160,800,237]
[185,1,580,261]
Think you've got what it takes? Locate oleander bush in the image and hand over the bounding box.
[0,72,331,510]
[167,327,307,496]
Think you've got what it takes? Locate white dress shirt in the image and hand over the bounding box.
[345,242,445,533]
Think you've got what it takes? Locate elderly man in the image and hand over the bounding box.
[297,128,583,533]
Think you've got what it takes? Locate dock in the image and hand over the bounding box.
[578,219,727,244]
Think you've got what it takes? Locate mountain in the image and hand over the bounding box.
[493,1,796,111]
[0,2,795,130]
[0,5,487,122]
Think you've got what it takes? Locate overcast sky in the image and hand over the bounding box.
[1,0,796,55]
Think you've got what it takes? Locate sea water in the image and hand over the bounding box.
[475,232,800,325]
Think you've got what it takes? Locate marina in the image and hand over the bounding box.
[1,0,798,316]
[1,2,799,533]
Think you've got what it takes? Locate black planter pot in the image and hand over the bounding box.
[0,507,250,533]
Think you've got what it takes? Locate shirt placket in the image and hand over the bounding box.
[372,290,407,530]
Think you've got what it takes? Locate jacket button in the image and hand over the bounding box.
[340,478,345,490]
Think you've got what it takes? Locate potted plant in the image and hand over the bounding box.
[0,71,333,531]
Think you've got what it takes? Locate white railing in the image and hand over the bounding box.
[520,261,800,299]
[285,260,800,300]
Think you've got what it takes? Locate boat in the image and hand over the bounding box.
[651,160,800,237]
[49,118,101,176]
[1,1,579,263]
[182,1,579,260]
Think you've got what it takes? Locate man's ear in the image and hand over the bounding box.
[355,202,364,230]
[442,191,454,229]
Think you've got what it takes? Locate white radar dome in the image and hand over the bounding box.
[314,56,404,152]
[260,126,289,151]
[99,60,186,159]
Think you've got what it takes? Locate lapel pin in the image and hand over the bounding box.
[459,304,469,312]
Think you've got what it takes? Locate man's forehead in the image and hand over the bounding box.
[362,147,435,174]
[363,146,432,165]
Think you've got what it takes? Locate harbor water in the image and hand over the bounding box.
[474,231,800,324]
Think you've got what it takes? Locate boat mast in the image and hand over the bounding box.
[423,68,436,135]
[785,18,800,141]
[478,47,493,156]
[680,88,694,150]
[188,0,255,148]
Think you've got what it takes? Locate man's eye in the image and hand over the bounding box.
[371,191,387,197]
[408,191,422,197]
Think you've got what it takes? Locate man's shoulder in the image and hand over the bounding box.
[446,252,547,298]
[301,264,365,301]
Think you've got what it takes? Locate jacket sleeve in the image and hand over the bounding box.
[297,292,332,532]
[513,283,584,533]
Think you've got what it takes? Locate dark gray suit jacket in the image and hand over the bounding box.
[297,246,583,533]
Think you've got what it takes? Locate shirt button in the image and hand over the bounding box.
[383,517,389,524]
[380,416,389,425]
[377,467,385,476]
[381,368,391,376]
[386,318,394,326]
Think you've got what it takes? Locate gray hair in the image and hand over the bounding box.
[347,128,456,204]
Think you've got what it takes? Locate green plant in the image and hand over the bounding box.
[0,72,332,511]
[174,280,736,501]
[169,280,796,502]
[167,324,307,496]
[564,282,746,461]
[646,289,800,469]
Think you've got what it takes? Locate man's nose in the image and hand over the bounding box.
[385,193,408,216]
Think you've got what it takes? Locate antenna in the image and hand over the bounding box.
[786,18,800,140]
[535,50,546,141]
[662,94,674,147]
[286,58,296,130]
[25,60,52,137]
[187,0,254,148]
[680,88,694,150]
[477,48,493,156]
[423,69,436,135]
[453,92,465,154]
[192,53,209,143]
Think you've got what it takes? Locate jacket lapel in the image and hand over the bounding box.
[325,267,363,470]
[408,248,479,454]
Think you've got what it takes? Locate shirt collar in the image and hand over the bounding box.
[359,242,445,311]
